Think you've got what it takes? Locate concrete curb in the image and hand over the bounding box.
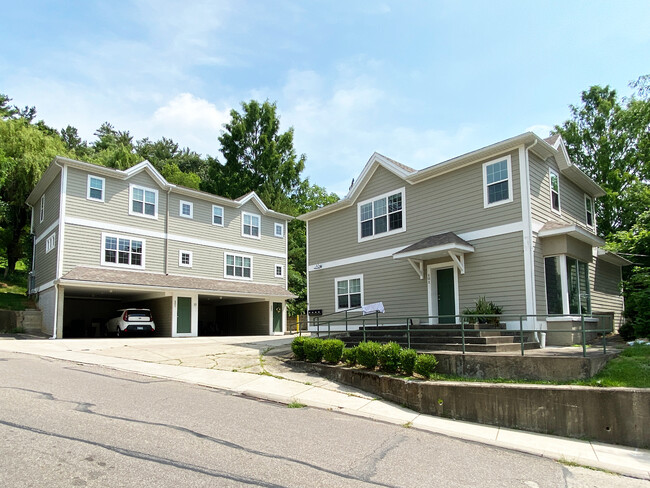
[0,342,648,480]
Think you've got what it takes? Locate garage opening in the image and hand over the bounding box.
[198,295,271,336]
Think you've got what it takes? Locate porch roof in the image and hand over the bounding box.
[59,266,297,299]
[538,221,605,247]
[392,232,475,261]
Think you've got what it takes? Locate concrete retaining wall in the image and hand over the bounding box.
[0,310,43,333]
[301,362,650,448]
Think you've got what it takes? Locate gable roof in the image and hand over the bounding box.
[299,132,605,222]
[26,156,293,220]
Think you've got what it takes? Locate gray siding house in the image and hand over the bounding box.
[27,157,295,338]
[299,133,629,338]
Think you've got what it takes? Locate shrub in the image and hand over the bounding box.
[623,270,650,339]
[303,337,324,362]
[463,296,502,324]
[291,336,307,361]
[356,341,381,369]
[414,354,438,379]
[341,347,357,366]
[400,348,418,376]
[379,342,402,374]
[322,339,345,363]
[618,321,637,341]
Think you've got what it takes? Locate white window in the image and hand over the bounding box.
[179,250,192,268]
[87,175,105,202]
[225,253,252,279]
[242,212,260,239]
[358,188,405,241]
[585,194,594,228]
[483,156,513,207]
[101,233,145,268]
[549,169,561,213]
[129,184,158,219]
[45,234,55,254]
[212,205,224,226]
[179,200,193,219]
[275,264,284,278]
[39,195,45,223]
[335,275,363,312]
[274,222,284,238]
[544,255,591,315]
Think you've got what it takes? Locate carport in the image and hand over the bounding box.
[54,267,295,338]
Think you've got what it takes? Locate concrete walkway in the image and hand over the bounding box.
[0,334,648,480]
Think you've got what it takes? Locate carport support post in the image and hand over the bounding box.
[581,314,586,358]
[55,284,64,339]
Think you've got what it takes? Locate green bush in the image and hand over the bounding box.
[341,347,357,366]
[463,296,502,324]
[618,321,637,341]
[623,270,650,339]
[291,336,307,361]
[356,341,381,369]
[414,354,438,379]
[303,337,324,362]
[400,348,418,376]
[379,342,402,374]
[322,339,345,363]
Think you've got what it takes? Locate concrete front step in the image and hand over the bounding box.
[342,335,524,345]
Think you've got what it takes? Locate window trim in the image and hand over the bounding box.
[274,222,284,238]
[357,187,406,242]
[241,211,261,240]
[224,252,253,280]
[212,205,224,227]
[86,175,105,202]
[179,200,193,219]
[482,156,513,208]
[45,234,55,254]
[274,264,284,278]
[128,184,159,219]
[335,274,364,312]
[39,195,45,223]
[549,168,561,214]
[584,194,594,229]
[179,250,193,268]
[101,232,146,269]
[543,254,591,316]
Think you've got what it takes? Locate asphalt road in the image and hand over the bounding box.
[0,352,646,487]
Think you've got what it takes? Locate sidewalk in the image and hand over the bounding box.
[0,334,648,480]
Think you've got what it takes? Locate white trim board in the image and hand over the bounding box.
[64,216,286,259]
[34,219,60,245]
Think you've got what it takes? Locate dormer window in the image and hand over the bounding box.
[549,169,560,213]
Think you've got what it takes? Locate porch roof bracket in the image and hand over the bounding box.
[407,258,424,279]
[448,251,465,274]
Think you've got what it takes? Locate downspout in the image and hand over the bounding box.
[164,187,171,275]
[51,159,66,339]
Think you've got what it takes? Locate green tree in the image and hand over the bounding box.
[553,76,650,237]
[0,118,68,275]
[161,163,201,190]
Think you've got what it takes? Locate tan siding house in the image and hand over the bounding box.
[300,132,630,341]
[27,157,294,338]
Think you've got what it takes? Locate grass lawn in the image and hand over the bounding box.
[580,344,650,388]
[0,265,32,311]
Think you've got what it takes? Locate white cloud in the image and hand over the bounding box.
[525,124,553,139]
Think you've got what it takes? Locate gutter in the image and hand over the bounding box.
[165,187,171,275]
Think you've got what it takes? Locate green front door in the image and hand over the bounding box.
[273,302,282,333]
[177,297,191,334]
[437,268,455,324]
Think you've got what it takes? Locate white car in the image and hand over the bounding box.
[106,309,155,337]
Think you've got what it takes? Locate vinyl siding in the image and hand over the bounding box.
[590,257,624,329]
[62,223,166,275]
[308,231,526,318]
[65,166,167,235]
[309,149,522,266]
[167,239,286,285]
[33,172,61,236]
[34,225,59,287]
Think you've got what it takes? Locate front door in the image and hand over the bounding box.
[273,302,282,333]
[437,268,456,324]
[176,297,192,334]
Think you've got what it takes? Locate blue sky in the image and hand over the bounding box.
[2,1,648,195]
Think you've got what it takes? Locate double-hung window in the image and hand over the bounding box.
[39,195,45,223]
[212,205,224,226]
[335,275,363,312]
[179,200,193,219]
[585,195,594,228]
[483,156,512,207]
[242,212,260,238]
[225,253,252,279]
[544,256,591,315]
[179,250,192,268]
[358,188,405,241]
[129,184,158,218]
[549,169,560,213]
[274,222,284,238]
[87,175,105,202]
[102,234,145,268]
